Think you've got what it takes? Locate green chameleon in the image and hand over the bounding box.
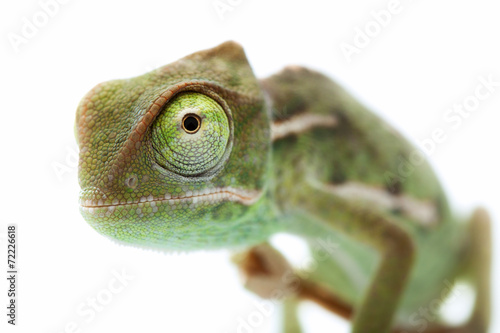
[75,41,491,333]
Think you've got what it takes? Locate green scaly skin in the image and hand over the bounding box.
[75,41,490,333]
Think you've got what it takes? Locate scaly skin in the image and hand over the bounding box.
[76,42,277,249]
[75,41,490,333]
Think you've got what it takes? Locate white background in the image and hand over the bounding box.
[1,0,499,332]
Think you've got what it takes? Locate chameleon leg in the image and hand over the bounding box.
[232,243,303,333]
[232,243,352,332]
[232,243,297,300]
[298,279,352,320]
[297,185,415,333]
[282,298,303,333]
[231,237,487,333]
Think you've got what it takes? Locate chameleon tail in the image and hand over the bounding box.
[414,207,492,333]
[462,207,492,332]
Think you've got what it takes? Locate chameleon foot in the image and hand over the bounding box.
[232,243,297,300]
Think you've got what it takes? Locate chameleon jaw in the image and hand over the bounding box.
[79,186,263,211]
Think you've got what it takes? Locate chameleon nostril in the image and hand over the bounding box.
[125,175,138,189]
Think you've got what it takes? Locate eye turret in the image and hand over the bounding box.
[150,92,230,176]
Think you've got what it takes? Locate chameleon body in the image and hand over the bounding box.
[75,42,491,333]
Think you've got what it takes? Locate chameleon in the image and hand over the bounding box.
[74,41,491,333]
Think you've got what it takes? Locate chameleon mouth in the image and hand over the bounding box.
[79,187,262,211]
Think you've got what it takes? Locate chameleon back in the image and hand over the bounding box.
[263,66,468,321]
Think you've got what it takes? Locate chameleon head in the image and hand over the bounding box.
[75,42,273,250]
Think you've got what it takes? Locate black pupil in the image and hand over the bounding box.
[184,116,199,132]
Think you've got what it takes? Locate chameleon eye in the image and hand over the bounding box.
[150,92,230,176]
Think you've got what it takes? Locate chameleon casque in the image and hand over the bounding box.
[75,41,491,333]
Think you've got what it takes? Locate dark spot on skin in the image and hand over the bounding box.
[331,169,347,184]
[278,134,297,145]
[386,178,402,195]
[328,160,347,184]
[390,207,403,216]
